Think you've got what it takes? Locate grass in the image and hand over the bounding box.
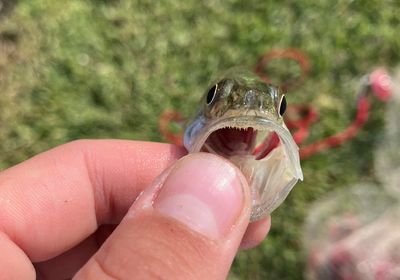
[0,0,399,278]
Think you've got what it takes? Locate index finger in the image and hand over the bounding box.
[0,140,186,262]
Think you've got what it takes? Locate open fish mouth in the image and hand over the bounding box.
[184,115,303,220]
[204,126,281,160]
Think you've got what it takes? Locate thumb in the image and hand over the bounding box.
[74,153,251,280]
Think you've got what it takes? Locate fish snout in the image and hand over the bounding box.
[242,89,274,114]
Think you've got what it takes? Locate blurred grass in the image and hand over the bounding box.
[0,0,399,278]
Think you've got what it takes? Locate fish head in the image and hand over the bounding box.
[202,68,285,123]
[184,68,303,220]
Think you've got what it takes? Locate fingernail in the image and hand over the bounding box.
[154,153,245,239]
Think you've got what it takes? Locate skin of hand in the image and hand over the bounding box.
[0,140,271,280]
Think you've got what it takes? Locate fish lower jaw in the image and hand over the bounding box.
[191,118,302,220]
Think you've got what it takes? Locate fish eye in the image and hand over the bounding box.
[206,84,218,105]
[279,95,287,116]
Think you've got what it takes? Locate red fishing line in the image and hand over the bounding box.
[158,110,184,146]
[254,48,311,92]
[158,50,393,159]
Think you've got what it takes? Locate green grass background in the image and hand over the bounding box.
[0,0,399,278]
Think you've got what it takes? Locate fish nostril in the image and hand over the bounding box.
[244,90,258,108]
[258,94,265,110]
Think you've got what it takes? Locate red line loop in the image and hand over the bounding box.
[254,48,311,91]
[285,105,319,145]
[158,110,184,146]
[158,49,393,160]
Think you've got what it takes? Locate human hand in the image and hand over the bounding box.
[0,140,271,279]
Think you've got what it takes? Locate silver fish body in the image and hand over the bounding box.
[184,68,303,221]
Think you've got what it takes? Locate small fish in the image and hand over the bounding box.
[184,68,303,221]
